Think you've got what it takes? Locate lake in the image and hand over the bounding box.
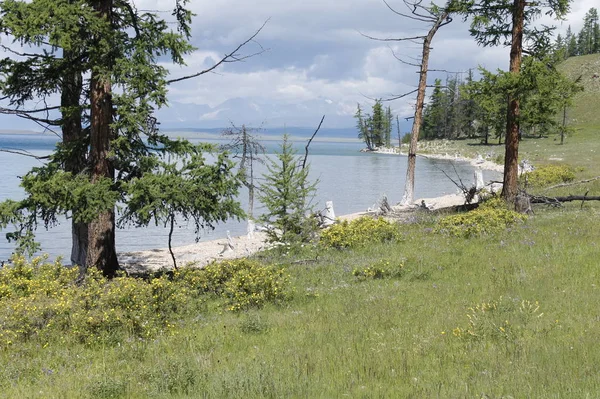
[0,133,500,261]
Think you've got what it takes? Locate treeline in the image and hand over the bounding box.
[355,100,396,150]
[420,56,582,144]
[555,8,600,59]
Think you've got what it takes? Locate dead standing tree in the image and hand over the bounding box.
[362,0,454,205]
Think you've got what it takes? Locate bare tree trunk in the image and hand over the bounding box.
[501,0,525,204]
[84,0,119,278]
[61,50,88,267]
[401,12,448,205]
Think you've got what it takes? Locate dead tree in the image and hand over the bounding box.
[221,124,266,218]
[362,0,453,206]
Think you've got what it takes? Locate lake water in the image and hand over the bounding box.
[0,133,500,261]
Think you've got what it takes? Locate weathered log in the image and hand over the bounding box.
[530,195,600,204]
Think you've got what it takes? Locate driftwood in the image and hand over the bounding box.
[529,194,600,206]
[544,176,600,190]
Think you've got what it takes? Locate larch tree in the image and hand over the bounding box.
[0,0,264,277]
[362,0,455,205]
[456,0,571,203]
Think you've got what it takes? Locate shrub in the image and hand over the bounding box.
[175,259,291,311]
[452,296,546,342]
[434,197,527,238]
[519,164,576,188]
[320,217,400,249]
[0,256,189,347]
[352,259,405,281]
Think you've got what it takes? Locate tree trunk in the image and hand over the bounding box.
[84,0,119,278]
[401,12,448,205]
[61,50,88,267]
[560,105,567,145]
[501,0,525,204]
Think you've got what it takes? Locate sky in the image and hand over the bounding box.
[1,0,597,131]
[145,0,597,130]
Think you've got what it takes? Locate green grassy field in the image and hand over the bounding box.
[2,205,600,397]
[1,54,600,398]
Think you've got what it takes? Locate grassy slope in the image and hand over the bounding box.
[3,208,600,397]
[2,56,600,398]
[420,53,600,171]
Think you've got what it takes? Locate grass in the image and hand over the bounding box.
[2,204,600,397]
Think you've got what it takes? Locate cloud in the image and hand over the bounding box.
[6,0,593,129]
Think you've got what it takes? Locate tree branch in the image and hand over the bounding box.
[302,115,325,170]
[167,18,270,84]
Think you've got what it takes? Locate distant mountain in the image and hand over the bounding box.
[0,95,414,138]
[156,97,357,129]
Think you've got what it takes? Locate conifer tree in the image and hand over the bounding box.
[258,135,317,244]
[0,0,259,276]
[456,0,571,203]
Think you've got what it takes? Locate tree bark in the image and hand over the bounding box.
[61,50,88,267]
[501,0,525,204]
[401,12,448,205]
[84,0,119,278]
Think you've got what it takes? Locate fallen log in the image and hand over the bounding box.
[530,195,600,204]
[544,176,600,191]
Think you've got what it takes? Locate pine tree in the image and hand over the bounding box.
[457,0,571,203]
[421,79,446,139]
[258,135,317,244]
[355,103,373,150]
[0,1,246,276]
[371,100,385,147]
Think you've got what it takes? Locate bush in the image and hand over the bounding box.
[175,259,291,311]
[452,296,547,342]
[434,197,527,238]
[0,257,188,347]
[0,257,291,348]
[352,259,405,281]
[320,217,400,249]
[519,164,576,188]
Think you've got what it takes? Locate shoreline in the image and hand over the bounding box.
[365,146,504,173]
[119,193,478,274]
[120,149,503,273]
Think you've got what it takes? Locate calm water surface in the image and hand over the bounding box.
[0,133,500,261]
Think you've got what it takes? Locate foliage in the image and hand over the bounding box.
[319,217,400,249]
[352,259,405,281]
[120,145,244,268]
[434,197,528,237]
[0,256,188,347]
[0,256,292,348]
[355,100,394,150]
[519,164,576,188]
[175,259,291,312]
[258,135,318,244]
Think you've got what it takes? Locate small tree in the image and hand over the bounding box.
[258,135,317,244]
[119,144,244,269]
